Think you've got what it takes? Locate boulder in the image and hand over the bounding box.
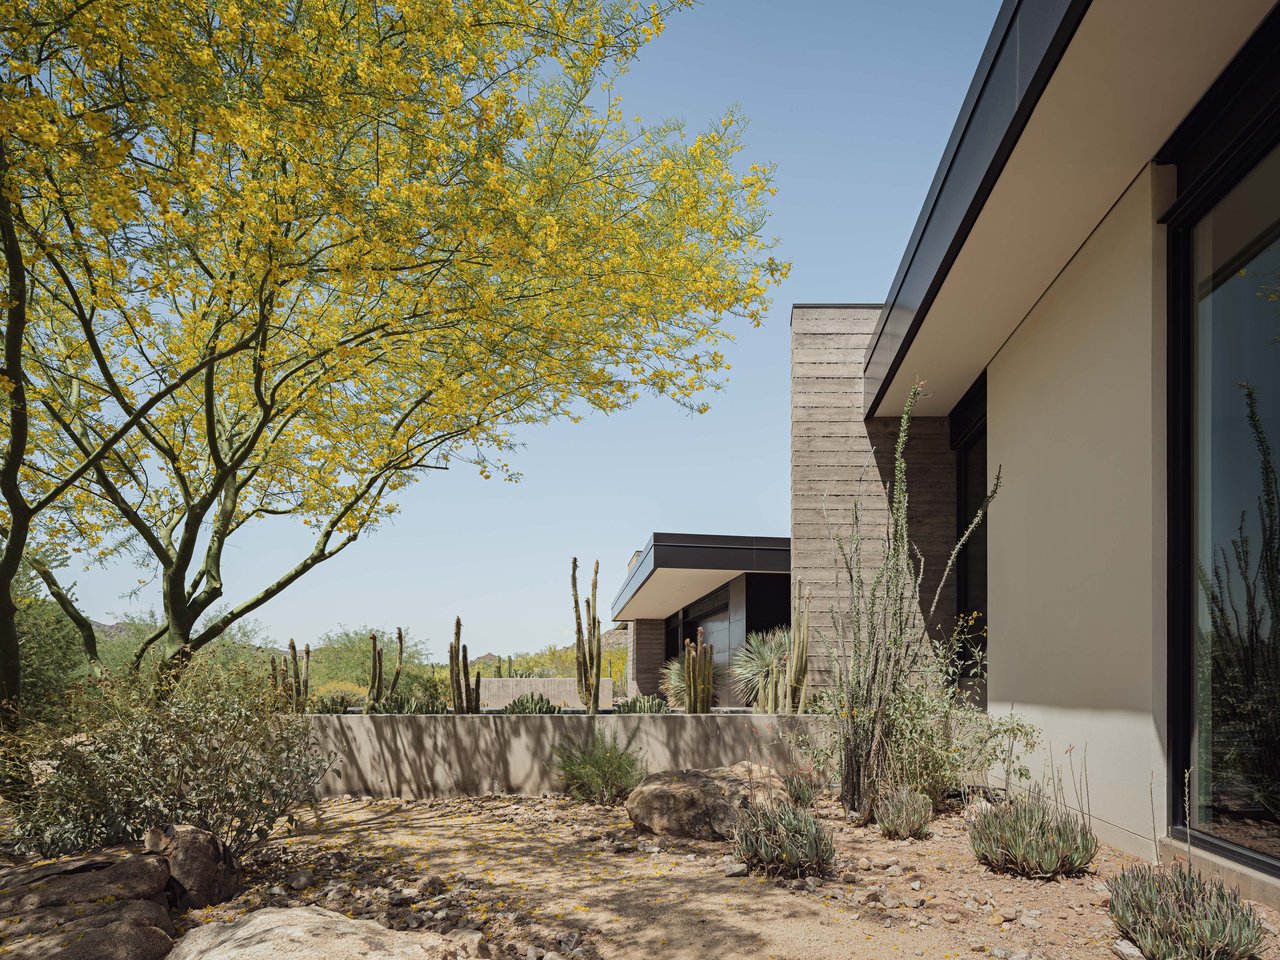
[144,824,242,908]
[167,906,457,959]
[625,761,789,839]
[0,851,174,960]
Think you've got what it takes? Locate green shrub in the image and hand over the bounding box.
[553,729,646,805]
[733,801,834,878]
[875,785,932,839]
[784,773,816,808]
[968,788,1097,879]
[1107,862,1264,960]
[363,688,446,715]
[614,694,669,714]
[0,662,329,858]
[502,692,560,715]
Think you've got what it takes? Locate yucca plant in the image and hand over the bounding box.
[733,801,834,879]
[1108,862,1264,960]
[875,785,932,840]
[614,694,669,714]
[968,788,1097,879]
[501,692,560,715]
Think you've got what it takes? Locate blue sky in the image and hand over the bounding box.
[72,0,1002,658]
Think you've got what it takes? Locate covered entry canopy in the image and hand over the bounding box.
[610,533,789,622]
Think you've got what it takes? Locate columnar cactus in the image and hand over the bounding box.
[683,628,715,714]
[571,557,603,715]
[363,628,404,714]
[271,639,311,712]
[783,588,810,715]
[448,616,481,714]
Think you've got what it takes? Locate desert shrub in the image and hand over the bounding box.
[308,680,366,714]
[0,661,329,857]
[1107,861,1264,960]
[733,801,834,878]
[365,688,446,715]
[614,694,669,714]
[968,788,1097,879]
[875,786,932,839]
[502,692,560,715]
[553,729,646,805]
[784,773,816,808]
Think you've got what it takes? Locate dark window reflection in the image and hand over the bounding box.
[1192,142,1280,859]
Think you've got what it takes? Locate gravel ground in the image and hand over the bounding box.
[184,794,1280,960]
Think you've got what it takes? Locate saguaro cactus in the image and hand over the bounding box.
[448,616,481,714]
[571,557,603,715]
[784,588,810,715]
[683,627,715,714]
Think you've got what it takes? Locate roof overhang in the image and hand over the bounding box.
[610,533,790,622]
[865,0,1277,418]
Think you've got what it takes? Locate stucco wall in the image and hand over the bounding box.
[313,714,821,798]
[478,678,613,711]
[986,164,1174,855]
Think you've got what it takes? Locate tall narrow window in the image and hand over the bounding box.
[1190,141,1280,860]
[952,374,988,705]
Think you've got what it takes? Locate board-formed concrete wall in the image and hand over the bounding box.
[313,713,823,798]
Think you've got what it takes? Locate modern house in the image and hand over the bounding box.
[612,533,790,704]
[793,0,1280,902]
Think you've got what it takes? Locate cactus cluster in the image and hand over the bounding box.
[270,639,311,713]
[501,692,560,715]
[362,628,405,714]
[682,628,715,714]
[571,557,603,715]
[732,801,834,879]
[448,617,482,714]
[1107,861,1264,960]
[968,788,1097,879]
[875,785,932,839]
[614,694,669,715]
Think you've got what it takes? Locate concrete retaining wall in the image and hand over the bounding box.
[313,714,827,798]
[477,677,613,711]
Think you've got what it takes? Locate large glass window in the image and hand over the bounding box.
[1191,141,1280,860]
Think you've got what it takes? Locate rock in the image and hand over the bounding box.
[446,928,486,957]
[999,907,1020,922]
[885,865,903,877]
[0,852,174,960]
[943,913,961,923]
[1019,917,1043,930]
[624,762,788,839]
[287,869,316,890]
[1111,940,1144,960]
[144,824,242,908]
[857,857,873,871]
[168,906,457,959]
[723,862,749,878]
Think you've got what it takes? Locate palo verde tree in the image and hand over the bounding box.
[0,0,787,698]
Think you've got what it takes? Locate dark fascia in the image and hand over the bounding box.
[863,0,1093,418]
[609,532,790,621]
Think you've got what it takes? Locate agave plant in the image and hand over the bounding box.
[733,801,834,878]
[1108,862,1264,960]
[875,785,932,840]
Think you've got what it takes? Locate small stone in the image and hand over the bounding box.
[992,949,1011,959]
[999,907,1020,922]
[612,842,636,854]
[723,862,749,878]
[858,857,873,871]
[873,857,899,869]
[1019,917,1042,930]
[904,896,924,909]
[841,872,859,884]
[287,869,315,891]
[885,865,904,877]
[986,913,1005,927]
[1112,940,1144,960]
[446,928,485,958]
[910,880,922,891]
[943,913,961,923]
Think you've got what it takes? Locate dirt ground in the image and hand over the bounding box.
[189,794,1280,960]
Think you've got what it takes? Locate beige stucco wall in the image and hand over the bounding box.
[986,164,1174,856]
[314,713,823,799]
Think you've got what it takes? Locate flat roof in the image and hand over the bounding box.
[864,0,1092,416]
[610,533,789,622]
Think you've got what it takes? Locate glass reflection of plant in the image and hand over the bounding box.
[1197,385,1280,820]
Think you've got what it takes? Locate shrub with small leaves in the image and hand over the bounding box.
[875,786,932,840]
[784,773,816,808]
[1107,862,1264,960]
[614,694,670,714]
[502,692,560,715]
[968,788,1097,879]
[733,801,834,878]
[553,730,647,805]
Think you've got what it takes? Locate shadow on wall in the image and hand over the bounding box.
[314,714,824,798]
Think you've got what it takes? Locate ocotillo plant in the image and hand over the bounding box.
[571,557,603,715]
[683,628,715,714]
[270,638,311,712]
[448,616,482,714]
[363,628,405,714]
